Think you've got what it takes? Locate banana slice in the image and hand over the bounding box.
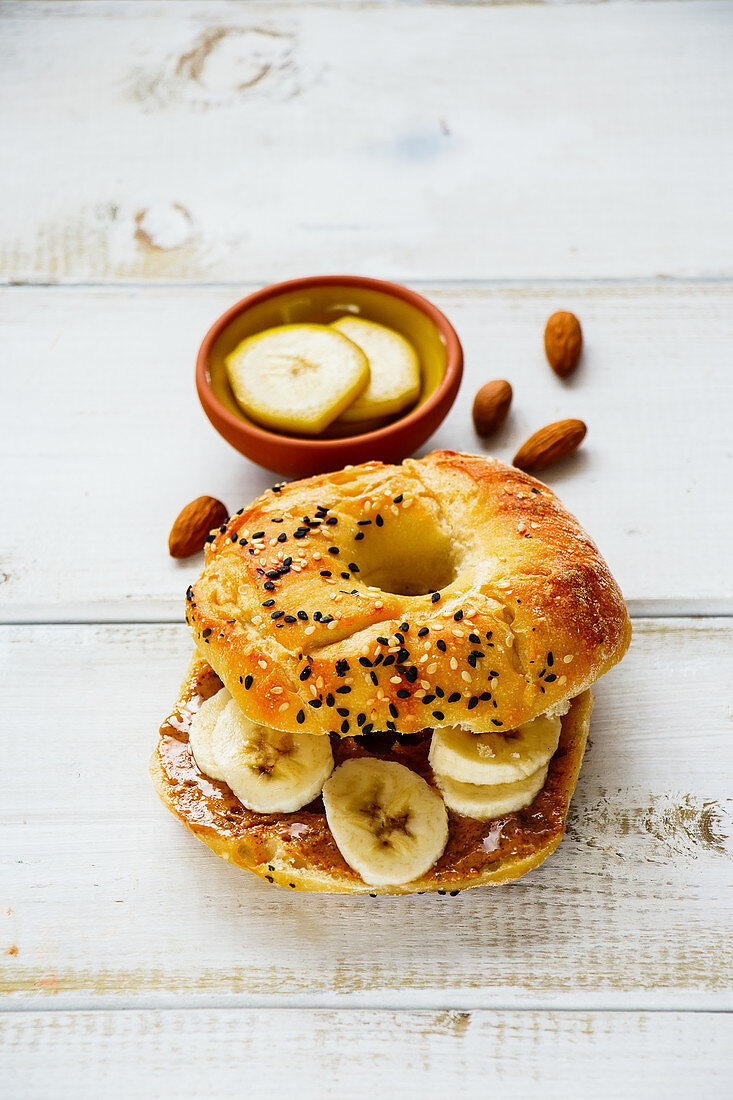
[330,317,421,423]
[429,715,561,786]
[322,758,448,886]
[212,699,334,813]
[434,765,548,820]
[225,324,370,435]
[188,687,231,781]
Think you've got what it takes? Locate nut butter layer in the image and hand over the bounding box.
[151,655,592,895]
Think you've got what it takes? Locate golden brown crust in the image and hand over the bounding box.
[186,451,630,739]
[150,655,593,895]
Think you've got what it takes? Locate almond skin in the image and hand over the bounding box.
[544,311,583,377]
[513,418,587,473]
[472,379,513,437]
[169,495,229,559]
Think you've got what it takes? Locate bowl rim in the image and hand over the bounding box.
[196,274,463,455]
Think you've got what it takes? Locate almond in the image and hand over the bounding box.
[472,379,513,437]
[513,419,586,473]
[169,495,229,559]
[544,311,582,377]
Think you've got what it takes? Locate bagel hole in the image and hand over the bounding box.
[353,513,458,596]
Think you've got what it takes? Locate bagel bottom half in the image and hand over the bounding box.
[151,655,592,895]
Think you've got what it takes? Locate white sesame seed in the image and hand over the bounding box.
[271,686,283,694]
[461,671,472,682]
[279,702,289,712]
[313,552,322,561]
[258,660,267,669]
[558,675,567,685]
[327,620,338,630]
[449,657,458,670]
[304,625,315,635]
[310,684,317,697]
[427,662,437,674]
[490,678,499,689]
[375,601,384,609]
[389,676,401,685]
[564,654,574,664]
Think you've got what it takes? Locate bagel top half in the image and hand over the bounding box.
[186,450,631,739]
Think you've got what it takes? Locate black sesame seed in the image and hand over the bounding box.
[397,689,410,699]
[450,890,460,897]
[202,628,212,637]
[265,570,279,579]
[328,547,339,555]
[336,685,351,694]
[289,883,296,888]
[489,670,500,678]
[336,707,349,718]
[375,514,384,527]
[492,719,503,726]
[422,695,436,705]
[252,531,264,539]
[468,696,479,710]
[297,710,305,724]
[276,532,287,543]
[405,667,418,683]
[244,675,253,690]
[264,581,275,591]
[432,711,445,721]
[362,723,374,735]
[230,532,238,542]
[370,671,378,686]
[418,627,429,638]
[355,532,364,541]
[239,676,243,683]
[357,713,366,727]
[266,876,274,883]
[284,615,296,623]
[186,586,194,601]
[239,537,248,546]
[544,673,557,683]
[335,659,349,677]
[373,654,384,666]
[358,657,372,668]
[438,890,446,896]
[309,699,322,709]
[454,609,464,621]
[382,654,395,667]
[326,516,338,525]
[531,487,541,494]
[205,534,216,544]
[469,633,481,644]
[480,692,491,701]
[340,572,350,580]
[436,639,447,653]
[271,610,284,620]
[341,720,350,733]
[431,592,440,603]
[326,693,335,707]
[435,686,444,698]
[448,692,461,703]
[377,636,389,646]
[313,611,323,622]
[369,892,377,898]
[219,525,227,533]
[400,622,409,633]
[320,570,332,577]
[393,494,404,503]
[297,610,308,621]
[299,667,311,682]
[394,632,405,645]
[547,651,554,666]
[283,556,293,566]
[348,563,359,573]
[386,720,396,732]
[262,599,275,607]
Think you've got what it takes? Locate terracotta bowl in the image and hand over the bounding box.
[196,275,463,479]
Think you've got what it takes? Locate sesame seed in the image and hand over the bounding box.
[271,686,283,695]
[375,514,384,527]
[432,711,444,721]
[244,675,253,690]
[431,592,441,603]
[258,660,267,670]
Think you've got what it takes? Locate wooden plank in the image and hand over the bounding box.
[1,282,731,619]
[1,2,732,283]
[2,1008,730,1100]
[1,619,731,1009]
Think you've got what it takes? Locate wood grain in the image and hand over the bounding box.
[1,2,732,283]
[1,282,730,620]
[1,619,730,1009]
[2,1008,731,1100]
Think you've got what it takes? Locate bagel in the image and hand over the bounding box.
[152,653,594,895]
[186,451,630,738]
[154,451,630,894]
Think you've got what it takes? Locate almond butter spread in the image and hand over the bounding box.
[156,658,585,887]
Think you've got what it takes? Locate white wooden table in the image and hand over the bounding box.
[1,2,732,1096]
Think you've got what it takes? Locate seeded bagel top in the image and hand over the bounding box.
[186,451,631,738]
